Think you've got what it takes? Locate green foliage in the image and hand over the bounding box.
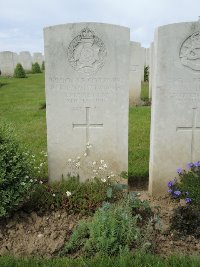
[61,195,156,256]
[23,177,123,216]
[170,206,200,238]
[14,63,26,78]
[31,62,42,73]
[41,61,45,71]
[144,66,149,82]
[0,122,35,218]
[178,164,200,206]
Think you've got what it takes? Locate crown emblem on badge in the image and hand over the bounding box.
[67,27,107,74]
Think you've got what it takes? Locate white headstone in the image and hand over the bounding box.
[44,23,130,182]
[149,42,154,99]
[149,21,200,195]
[0,51,16,76]
[19,51,32,71]
[129,41,142,105]
[33,52,44,66]
[141,47,145,82]
[145,48,150,67]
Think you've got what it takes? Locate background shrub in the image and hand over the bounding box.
[14,63,26,78]
[31,62,42,73]
[144,66,149,82]
[0,122,35,218]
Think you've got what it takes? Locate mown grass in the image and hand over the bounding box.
[0,74,150,180]
[0,74,46,154]
[140,81,149,101]
[0,253,199,267]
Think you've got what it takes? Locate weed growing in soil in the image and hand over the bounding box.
[61,194,159,257]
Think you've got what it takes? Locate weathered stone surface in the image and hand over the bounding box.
[149,42,154,99]
[140,47,145,81]
[149,21,200,195]
[33,52,44,66]
[44,22,129,181]
[129,41,142,105]
[145,47,150,67]
[19,51,32,71]
[0,51,18,76]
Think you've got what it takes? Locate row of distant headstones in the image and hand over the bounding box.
[0,51,44,75]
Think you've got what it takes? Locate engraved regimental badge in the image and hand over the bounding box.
[67,27,107,74]
[180,31,200,71]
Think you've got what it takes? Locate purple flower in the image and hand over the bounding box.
[187,162,194,169]
[194,161,200,167]
[168,189,173,194]
[185,191,189,195]
[173,190,181,197]
[176,167,182,174]
[185,198,192,203]
[167,181,174,188]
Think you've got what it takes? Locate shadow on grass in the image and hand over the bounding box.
[128,175,149,191]
[0,83,8,88]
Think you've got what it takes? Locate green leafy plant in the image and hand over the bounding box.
[31,62,42,73]
[14,63,26,78]
[144,66,149,82]
[24,177,123,216]
[0,122,35,218]
[167,162,200,206]
[61,195,156,257]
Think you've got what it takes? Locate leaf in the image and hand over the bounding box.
[106,187,113,198]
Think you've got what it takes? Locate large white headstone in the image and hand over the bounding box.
[44,22,129,182]
[19,51,32,71]
[149,21,200,195]
[0,51,17,76]
[129,41,142,105]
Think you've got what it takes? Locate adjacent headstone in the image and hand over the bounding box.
[19,51,32,71]
[44,22,130,182]
[140,47,145,81]
[0,51,17,76]
[129,41,142,105]
[149,42,154,99]
[33,52,44,66]
[149,21,200,195]
[145,48,150,67]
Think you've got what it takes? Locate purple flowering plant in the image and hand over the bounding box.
[167,161,200,205]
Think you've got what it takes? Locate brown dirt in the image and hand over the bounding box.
[0,192,199,258]
[137,192,200,257]
[0,211,84,258]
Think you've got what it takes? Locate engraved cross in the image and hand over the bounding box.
[176,108,200,161]
[72,107,103,154]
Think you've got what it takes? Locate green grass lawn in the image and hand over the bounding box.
[0,74,150,180]
[0,74,47,153]
[0,253,199,267]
